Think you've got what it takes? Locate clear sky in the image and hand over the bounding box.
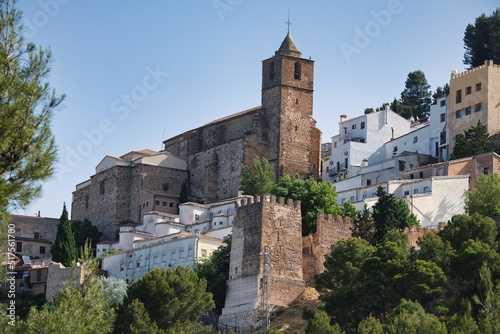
[14,0,499,218]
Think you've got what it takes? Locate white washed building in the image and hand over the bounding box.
[101,232,222,283]
[336,175,468,228]
[98,195,250,282]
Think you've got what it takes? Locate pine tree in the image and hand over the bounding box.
[400,70,432,121]
[451,121,500,159]
[372,186,419,243]
[51,203,77,267]
[0,0,64,273]
[464,9,500,68]
[0,0,64,215]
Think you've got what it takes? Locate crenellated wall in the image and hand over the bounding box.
[220,195,303,329]
[303,214,353,284]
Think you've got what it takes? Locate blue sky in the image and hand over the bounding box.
[14,0,499,218]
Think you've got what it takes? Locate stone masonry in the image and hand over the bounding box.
[163,33,321,203]
[219,196,440,330]
[72,152,188,241]
[220,195,304,329]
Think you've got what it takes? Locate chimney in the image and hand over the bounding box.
[340,114,347,122]
[37,211,40,217]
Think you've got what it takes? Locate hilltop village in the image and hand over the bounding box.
[7,32,500,329]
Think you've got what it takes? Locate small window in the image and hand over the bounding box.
[419,171,423,178]
[440,100,446,107]
[269,61,275,80]
[195,214,200,221]
[456,109,462,118]
[99,181,105,195]
[399,160,405,171]
[404,190,410,196]
[465,86,472,95]
[484,167,490,175]
[16,242,22,252]
[155,200,160,206]
[162,201,167,206]
[294,62,301,80]
[465,106,472,115]
[349,196,355,202]
[352,124,356,129]
[34,232,40,239]
[423,186,429,193]
[456,89,462,103]
[410,174,414,179]
[146,202,148,207]
[393,146,398,152]
[360,121,365,129]
[169,202,174,207]
[475,82,481,91]
[475,103,482,112]
[440,130,446,145]
[136,262,140,268]
[333,142,337,148]
[36,269,42,282]
[367,179,372,186]
[413,136,418,144]
[85,194,89,209]
[39,246,46,255]
[414,188,419,194]
[440,113,445,122]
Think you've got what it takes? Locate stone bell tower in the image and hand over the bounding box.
[260,33,321,180]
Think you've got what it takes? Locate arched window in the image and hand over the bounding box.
[269,62,275,80]
[294,62,301,80]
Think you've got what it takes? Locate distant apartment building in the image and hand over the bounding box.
[449,60,500,152]
[71,149,189,241]
[4,214,59,258]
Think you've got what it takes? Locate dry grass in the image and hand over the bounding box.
[267,287,321,333]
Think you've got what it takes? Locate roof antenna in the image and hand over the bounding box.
[285,8,292,33]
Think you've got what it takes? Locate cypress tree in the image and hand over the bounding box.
[51,203,77,267]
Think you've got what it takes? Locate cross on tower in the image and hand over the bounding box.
[285,9,292,33]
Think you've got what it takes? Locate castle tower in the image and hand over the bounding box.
[219,195,304,329]
[260,33,321,180]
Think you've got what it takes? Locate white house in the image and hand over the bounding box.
[336,175,468,227]
[101,232,222,283]
[97,195,251,282]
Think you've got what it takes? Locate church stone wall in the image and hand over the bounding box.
[72,164,188,241]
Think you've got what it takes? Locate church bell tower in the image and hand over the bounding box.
[260,33,320,180]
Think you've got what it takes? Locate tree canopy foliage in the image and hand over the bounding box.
[2,246,115,333]
[465,174,500,218]
[317,209,500,333]
[115,267,214,333]
[399,70,432,121]
[195,235,231,315]
[371,186,419,243]
[72,218,102,255]
[451,121,500,159]
[51,203,77,267]
[0,0,64,216]
[241,156,343,235]
[240,156,275,196]
[464,8,500,68]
